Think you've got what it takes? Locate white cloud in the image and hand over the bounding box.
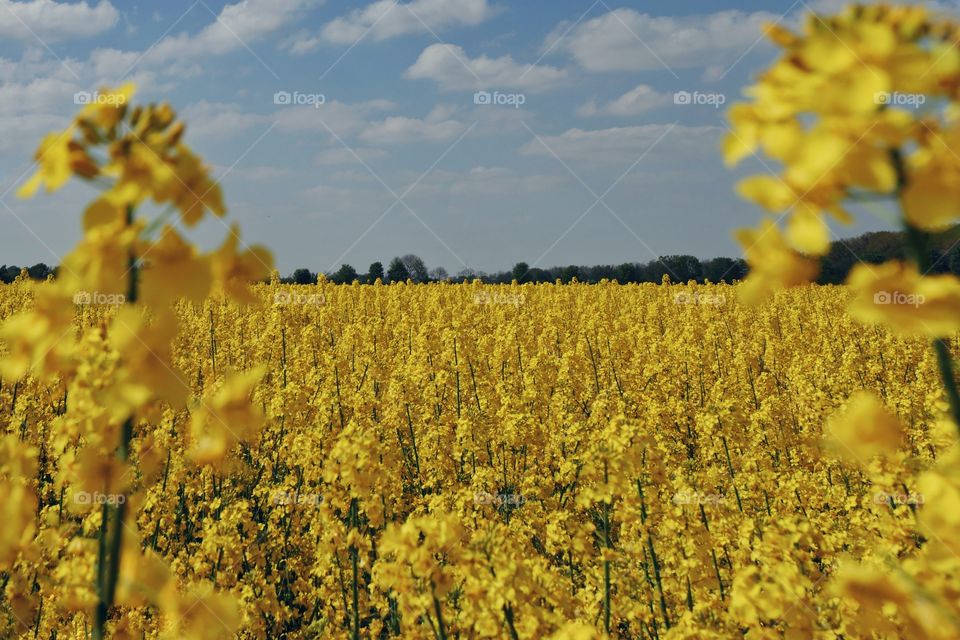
[405,43,567,91]
[550,8,778,72]
[181,101,269,138]
[328,169,378,182]
[274,99,394,136]
[519,124,720,167]
[303,166,564,203]
[86,0,307,74]
[0,0,118,41]
[153,0,306,62]
[87,47,140,77]
[577,84,671,117]
[359,114,465,144]
[0,113,67,153]
[313,147,388,166]
[215,165,291,181]
[319,0,497,46]
[281,31,325,56]
[438,166,565,196]
[0,76,77,115]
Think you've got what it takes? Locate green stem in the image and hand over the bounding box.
[892,150,960,433]
[431,591,448,640]
[93,204,138,640]
[902,221,960,432]
[602,462,613,635]
[350,499,360,640]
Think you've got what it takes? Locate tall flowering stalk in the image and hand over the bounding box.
[725,3,960,427]
[727,5,960,637]
[1,84,272,638]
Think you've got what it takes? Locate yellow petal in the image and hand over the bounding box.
[787,205,830,255]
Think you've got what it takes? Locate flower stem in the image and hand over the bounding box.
[93,204,138,639]
[902,223,960,431]
[891,149,960,432]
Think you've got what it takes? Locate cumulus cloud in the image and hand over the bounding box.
[319,0,498,46]
[0,0,118,41]
[549,8,779,73]
[405,43,567,91]
[359,107,466,144]
[0,76,77,115]
[147,0,307,63]
[577,84,672,117]
[181,101,271,138]
[519,124,720,167]
[81,0,307,78]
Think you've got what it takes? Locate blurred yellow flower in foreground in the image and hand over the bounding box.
[848,261,960,336]
[825,390,903,464]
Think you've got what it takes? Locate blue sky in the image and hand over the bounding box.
[0,0,948,275]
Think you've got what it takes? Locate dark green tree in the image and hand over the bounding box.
[657,255,702,283]
[511,262,530,283]
[367,261,384,283]
[702,257,747,283]
[949,247,960,275]
[401,254,429,282]
[615,262,639,283]
[292,268,315,285]
[28,263,52,280]
[387,257,410,283]
[332,264,358,284]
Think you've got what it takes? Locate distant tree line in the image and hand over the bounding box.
[297,228,960,285]
[818,227,960,283]
[0,264,56,283]
[275,254,748,285]
[5,229,960,286]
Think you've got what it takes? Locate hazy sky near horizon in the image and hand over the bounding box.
[0,0,952,274]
